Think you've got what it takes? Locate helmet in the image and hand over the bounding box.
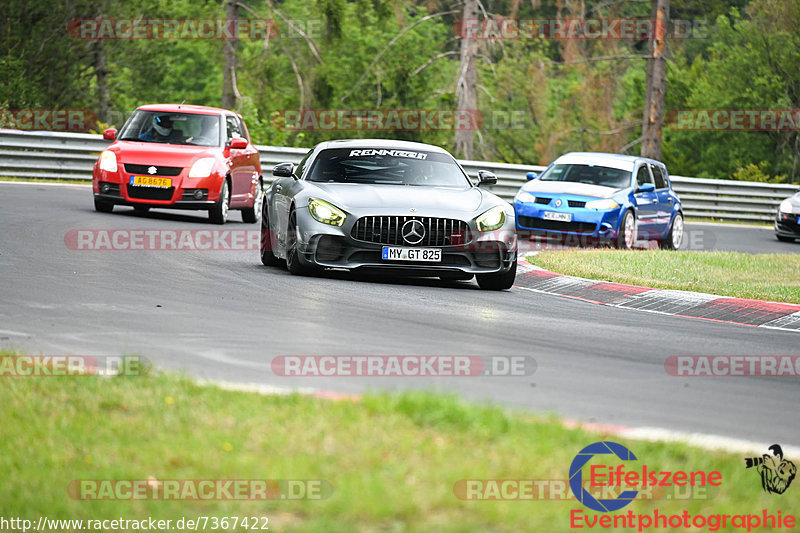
[152,115,173,136]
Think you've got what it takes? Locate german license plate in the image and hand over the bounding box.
[382,247,441,262]
[130,176,171,188]
[543,211,572,222]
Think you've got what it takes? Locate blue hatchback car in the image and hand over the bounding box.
[514,152,684,249]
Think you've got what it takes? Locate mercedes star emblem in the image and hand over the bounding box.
[401,219,426,245]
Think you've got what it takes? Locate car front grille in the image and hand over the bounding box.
[518,216,596,234]
[124,164,183,177]
[351,216,469,247]
[126,184,175,201]
[568,200,586,208]
[535,197,551,204]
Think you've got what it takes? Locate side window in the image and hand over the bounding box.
[650,164,667,189]
[236,116,249,142]
[295,150,313,179]
[636,165,654,187]
[225,116,242,142]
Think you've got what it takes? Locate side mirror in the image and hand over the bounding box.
[102,128,117,141]
[477,170,497,186]
[526,172,538,181]
[273,162,296,179]
[637,182,655,193]
[229,137,248,150]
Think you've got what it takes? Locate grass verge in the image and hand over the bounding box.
[528,250,800,304]
[0,361,784,532]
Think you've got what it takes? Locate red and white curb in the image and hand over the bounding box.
[515,260,800,332]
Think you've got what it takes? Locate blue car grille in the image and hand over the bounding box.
[351,216,469,247]
[518,216,596,234]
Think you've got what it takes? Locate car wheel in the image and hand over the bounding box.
[133,205,150,213]
[777,234,795,242]
[209,180,230,225]
[241,182,263,224]
[660,212,684,250]
[285,209,315,275]
[615,210,636,249]
[476,258,517,291]
[260,199,281,266]
[94,198,114,213]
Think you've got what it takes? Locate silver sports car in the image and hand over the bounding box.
[260,139,518,290]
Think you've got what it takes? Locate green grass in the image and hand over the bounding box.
[528,249,800,303]
[0,363,781,532]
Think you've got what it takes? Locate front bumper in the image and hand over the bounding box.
[514,200,621,240]
[775,211,800,238]
[93,167,221,210]
[294,209,517,275]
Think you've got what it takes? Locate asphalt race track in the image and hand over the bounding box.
[1,182,799,447]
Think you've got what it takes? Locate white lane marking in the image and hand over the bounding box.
[196,379,317,397]
[0,180,91,188]
[616,426,800,457]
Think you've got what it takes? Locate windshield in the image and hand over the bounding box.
[307,148,472,188]
[539,163,632,189]
[118,110,222,146]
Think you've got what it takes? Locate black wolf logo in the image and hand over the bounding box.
[745,444,796,495]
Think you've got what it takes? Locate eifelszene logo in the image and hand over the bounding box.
[569,441,722,513]
[744,444,796,495]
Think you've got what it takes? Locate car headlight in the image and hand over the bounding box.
[98,151,117,172]
[308,198,346,226]
[779,198,794,214]
[189,158,216,178]
[585,199,620,210]
[475,206,507,232]
[515,191,537,203]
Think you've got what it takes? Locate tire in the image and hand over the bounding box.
[133,205,150,213]
[241,181,263,224]
[476,258,517,291]
[615,210,636,249]
[94,198,114,213]
[260,199,281,266]
[777,234,795,242]
[660,212,684,250]
[285,209,316,275]
[209,180,230,225]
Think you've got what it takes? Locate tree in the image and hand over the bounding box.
[641,0,670,160]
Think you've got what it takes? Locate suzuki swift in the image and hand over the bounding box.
[92,104,262,224]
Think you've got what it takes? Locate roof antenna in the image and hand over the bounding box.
[178,99,185,108]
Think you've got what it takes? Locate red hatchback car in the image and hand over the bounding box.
[92,104,262,224]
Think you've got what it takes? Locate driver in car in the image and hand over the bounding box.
[140,115,180,142]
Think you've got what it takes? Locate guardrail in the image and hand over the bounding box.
[1,129,797,222]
